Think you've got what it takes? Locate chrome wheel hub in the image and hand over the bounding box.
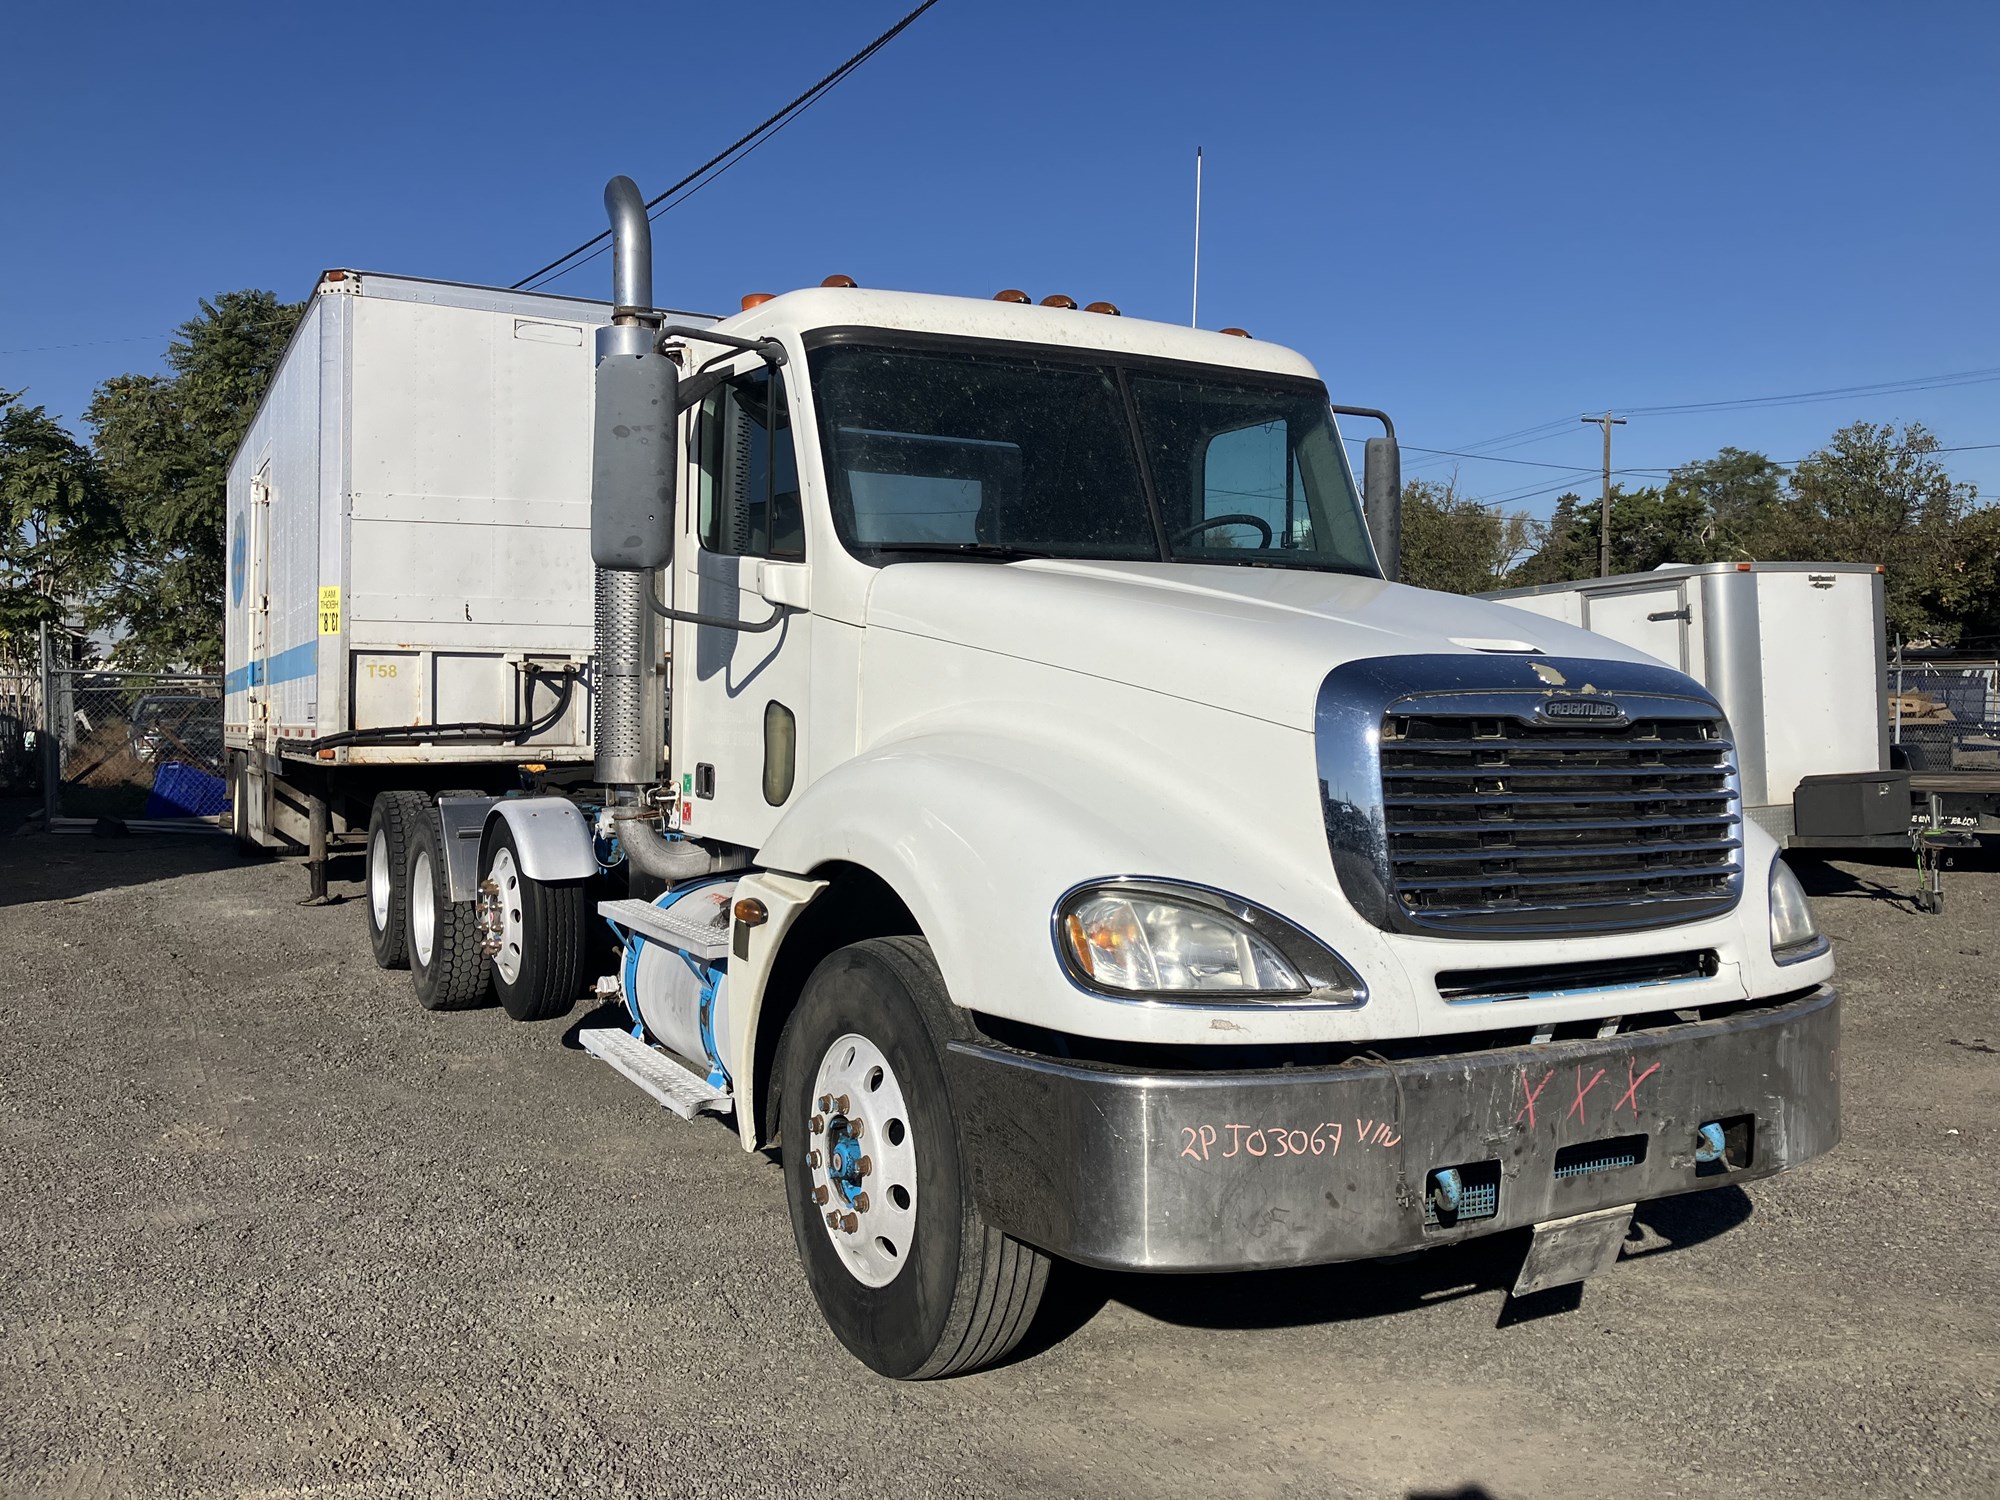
[808,1032,917,1288]
[480,847,524,983]
[368,827,391,929]
[409,848,436,967]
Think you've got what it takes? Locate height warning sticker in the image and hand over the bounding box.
[318,586,341,634]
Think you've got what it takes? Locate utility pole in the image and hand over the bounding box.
[1582,411,1627,577]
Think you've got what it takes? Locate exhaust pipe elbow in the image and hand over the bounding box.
[604,175,653,319]
[616,815,749,883]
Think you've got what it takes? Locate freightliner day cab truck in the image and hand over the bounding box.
[233,178,1840,1378]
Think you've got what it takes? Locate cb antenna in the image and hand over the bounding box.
[1190,146,1203,328]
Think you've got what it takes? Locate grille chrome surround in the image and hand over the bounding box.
[1316,656,1745,939]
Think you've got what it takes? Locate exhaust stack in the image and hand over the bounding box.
[592,176,666,790]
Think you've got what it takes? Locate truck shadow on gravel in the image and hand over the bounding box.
[0,824,257,908]
[1014,1187,1753,1358]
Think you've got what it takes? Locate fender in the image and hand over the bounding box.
[731,728,1298,1148]
[481,796,597,885]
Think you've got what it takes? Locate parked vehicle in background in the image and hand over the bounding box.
[130,694,224,768]
[1485,563,1904,848]
[227,176,1842,1379]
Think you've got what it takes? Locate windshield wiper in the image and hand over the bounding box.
[867,542,1055,562]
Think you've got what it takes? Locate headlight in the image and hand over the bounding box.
[1769,858,1826,963]
[1056,880,1364,1004]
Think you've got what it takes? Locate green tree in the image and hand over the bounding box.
[0,389,116,673]
[88,290,304,669]
[1778,422,1978,643]
[1399,478,1538,594]
[1662,446,1785,560]
[1504,491,1596,587]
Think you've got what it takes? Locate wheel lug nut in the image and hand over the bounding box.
[818,1094,832,1112]
[846,1119,863,1141]
[810,1114,825,1135]
[853,1192,870,1213]
[840,1213,858,1234]
[807,1150,821,1168]
[835,1094,850,1113]
[857,1155,872,1177]
[814,1185,829,1205]
[826,1211,840,1229]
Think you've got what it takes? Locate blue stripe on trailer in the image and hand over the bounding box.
[223,640,318,696]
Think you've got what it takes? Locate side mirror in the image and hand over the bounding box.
[1363,435,1401,583]
[590,345,679,571]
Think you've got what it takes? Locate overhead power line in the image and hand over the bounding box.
[513,0,942,291]
[1422,363,2000,475]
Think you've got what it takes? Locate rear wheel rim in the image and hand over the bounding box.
[489,846,525,986]
[809,1032,918,1289]
[410,848,436,967]
[368,827,392,928]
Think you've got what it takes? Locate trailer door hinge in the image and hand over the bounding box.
[1647,607,1692,622]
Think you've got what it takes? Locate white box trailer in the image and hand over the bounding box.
[1484,562,1891,844]
[222,270,713,849]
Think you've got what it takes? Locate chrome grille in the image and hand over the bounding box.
[1380,712,1741,934]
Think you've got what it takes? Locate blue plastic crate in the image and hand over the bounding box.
[147,761,229,819]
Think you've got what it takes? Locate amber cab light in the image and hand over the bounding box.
[741,292,776,310]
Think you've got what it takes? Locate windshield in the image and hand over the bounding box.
[807,342,1378,574]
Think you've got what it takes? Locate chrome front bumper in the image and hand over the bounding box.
[945,986,1839,1273]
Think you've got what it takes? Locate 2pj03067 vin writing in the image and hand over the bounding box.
[1179,1118,1404,1163]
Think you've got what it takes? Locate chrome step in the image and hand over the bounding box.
[578,1027,732,1120]
[599,891,734,962]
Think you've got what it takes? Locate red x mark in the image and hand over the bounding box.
[1615,1058,1662,1114]
[1567,1065,1608,1124]
[1514,1067,1555,1128]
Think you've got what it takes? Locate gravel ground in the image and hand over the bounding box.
[0,806,1994,1499]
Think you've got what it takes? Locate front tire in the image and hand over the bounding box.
[407,808,490,1011]
[482,823,588,1022]
[779,936,1048,1379]
[366,791,430,969]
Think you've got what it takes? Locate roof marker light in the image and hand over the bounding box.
[994,288,1031,303]
[1220,326,1252,338]
[741,292,776,310]
[1040,294,1078,309]
[1085,301,1121,316]
[820,274,858,288]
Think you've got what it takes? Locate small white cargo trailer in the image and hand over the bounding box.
[222,271,714,867]
[1485,562,1894,846]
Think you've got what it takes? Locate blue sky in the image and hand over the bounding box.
[3,1,1994,514]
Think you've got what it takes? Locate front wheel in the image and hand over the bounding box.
[481,823,588,1022]
[779,936,1049,1379]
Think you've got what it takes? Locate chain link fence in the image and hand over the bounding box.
[42,670,227,824]
[0,671,39,794]
[1891,662,2000,773]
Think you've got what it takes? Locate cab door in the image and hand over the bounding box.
[668,362,812,849]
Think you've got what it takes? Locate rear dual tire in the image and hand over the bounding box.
[483,823,588,1023]
[407,808,491,1011]
[366,790,431,969]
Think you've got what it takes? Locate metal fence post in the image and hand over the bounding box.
[38,623,57,829]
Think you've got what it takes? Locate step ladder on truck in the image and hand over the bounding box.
[242,176,1841,1378]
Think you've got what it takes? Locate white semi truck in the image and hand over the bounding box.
[231,178,1840,1378]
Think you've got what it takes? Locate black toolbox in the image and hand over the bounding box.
[1794,769,1913,840]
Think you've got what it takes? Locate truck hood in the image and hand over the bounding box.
[862,559,1664,730]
